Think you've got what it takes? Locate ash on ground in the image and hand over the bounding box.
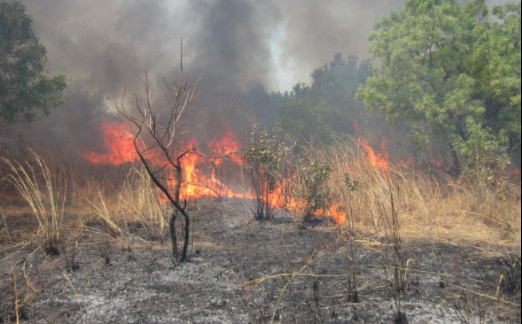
[0,199,520,323]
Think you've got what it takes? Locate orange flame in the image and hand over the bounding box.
[85,121,352,224]
[359,136,389,172]
[84,123,138,165]
[208,120,243,166]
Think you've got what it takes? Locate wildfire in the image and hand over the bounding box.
[84,122,138,165]
[84,121,397,225]
[359,136,389,172]
[208,119,243,166]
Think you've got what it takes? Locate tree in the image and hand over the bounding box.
[0,0,65,127]
[117,52,203,263]
[357,0,521,171]
[277,54,372,146]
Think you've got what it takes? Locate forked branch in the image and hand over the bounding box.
[116,48,203,262]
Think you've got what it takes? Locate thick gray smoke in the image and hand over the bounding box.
[21,0,404,149]
[21,0,514,150]
[25,0,404,95]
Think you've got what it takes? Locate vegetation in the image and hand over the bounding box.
[244,124,286,220]
[277,54,373,145]
[357,0,521,172]
[2,151,65,255]
[292,155,333,222]
[0,0,65,127]
[116,53,203,263]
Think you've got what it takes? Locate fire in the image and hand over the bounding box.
[84,121,357,224]
[208,119,243,166]
[359,136,389,172]
[325,203,346,224]
[84,122,138,165]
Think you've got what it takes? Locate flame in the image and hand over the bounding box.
[359,136,389,172]
[84,123,138,165]
[85,121,351,224]
[208,119,243,166]
[325,203,346,224]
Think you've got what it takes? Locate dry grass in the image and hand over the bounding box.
[1,151,66,254]
[85,166,168,241]
[2,140,519,250]
[320,139,521,245]
[116,167,168,239]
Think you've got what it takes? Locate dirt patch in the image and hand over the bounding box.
[0,199,520,323]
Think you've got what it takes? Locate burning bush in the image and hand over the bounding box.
[244,125,286,220]
[292,155,333,222]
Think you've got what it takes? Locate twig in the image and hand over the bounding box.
[270,238,334,323]
[440,279,520,307]
[63,271,86,324]
[13,270,19,324]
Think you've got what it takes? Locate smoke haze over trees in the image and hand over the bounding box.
[5,0,518,167]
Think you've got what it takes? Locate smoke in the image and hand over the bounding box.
[22,0,515,151]
[20,0,406,149]
[24,0,404,94]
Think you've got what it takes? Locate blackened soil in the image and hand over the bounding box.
[0,200,520,323]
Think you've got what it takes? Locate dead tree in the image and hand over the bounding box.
[117,49,203,263]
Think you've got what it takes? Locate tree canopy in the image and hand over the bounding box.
[0,0,65,127]
[277,54,372,145]
[357,0,521,170]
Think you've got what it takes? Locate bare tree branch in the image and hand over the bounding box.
[116,47,203,263]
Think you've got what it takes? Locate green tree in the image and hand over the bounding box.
[244,124,285,220]
[278,55,372,145]
[357,0,521,171]
[0,0,65,127]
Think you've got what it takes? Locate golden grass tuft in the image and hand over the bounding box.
[117,167,168,239]
[2,151,66,254]
[85,166,168,241]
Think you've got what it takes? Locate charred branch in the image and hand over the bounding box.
[116,46,203,263]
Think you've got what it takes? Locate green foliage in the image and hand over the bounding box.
[294,158,332,221]
[277,54,372,145]
[245,125,282,190]
[244,124,286,220]
[357,0,521,170]
[0,0,65,126]
[408,124,431,151]
[343,172,359,192]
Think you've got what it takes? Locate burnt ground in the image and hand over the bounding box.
[0,199,520,323]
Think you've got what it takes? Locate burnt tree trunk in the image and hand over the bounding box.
[133,140,190,263]
[170,212,179,260]
[173,161,190,262]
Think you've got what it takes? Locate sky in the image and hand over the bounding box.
[24,0,406,94]
[20,0,519,150]
[24,0,515,94]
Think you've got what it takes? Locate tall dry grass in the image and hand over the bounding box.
[86,166,168,241]
[117,167,168,239]
[2,151,66,254]
[309,139,520,244]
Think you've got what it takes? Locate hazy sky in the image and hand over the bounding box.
[24,0,519,96]
[24,0,406,94]
[19,0,519,151]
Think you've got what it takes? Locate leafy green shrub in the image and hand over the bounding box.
[244,124,285,220]
[294,157,332,222]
